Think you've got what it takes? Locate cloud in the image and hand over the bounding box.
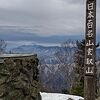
[0,0,99,36]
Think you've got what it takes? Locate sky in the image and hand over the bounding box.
[0,0,100,48]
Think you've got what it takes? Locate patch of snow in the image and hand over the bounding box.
[40,92,84,100]
[0,54,35,58]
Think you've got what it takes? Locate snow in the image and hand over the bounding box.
[40,92,84,100]
[0,54,35,58]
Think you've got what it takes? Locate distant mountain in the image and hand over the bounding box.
[11,44,60,55]
[10,44,76,92]
[11,45,58,65]
[10,44,76,64]
[10,44,100,92]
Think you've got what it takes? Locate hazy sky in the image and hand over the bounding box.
[0,0,100,36]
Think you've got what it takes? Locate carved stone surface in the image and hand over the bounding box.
[0,54,39,100]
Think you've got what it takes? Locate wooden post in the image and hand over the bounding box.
[84,0,96,100]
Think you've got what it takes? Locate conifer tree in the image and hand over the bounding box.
[74,39,85,85]
[71,39,99,97]
[70,40,85,97]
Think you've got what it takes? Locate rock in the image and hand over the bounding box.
[0,54,39,100]
[67,98,74,100]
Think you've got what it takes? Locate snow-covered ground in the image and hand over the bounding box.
[40,92,84,100]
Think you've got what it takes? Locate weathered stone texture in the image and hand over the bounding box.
[0,54,39,100]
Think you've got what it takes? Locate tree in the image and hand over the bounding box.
[70,39,85,97]
[71,39,99,97]
[54,40,76,92]
[0,40,7,54]
[39,40,76,93]
[74,40,85,84]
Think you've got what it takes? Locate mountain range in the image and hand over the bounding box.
[10,44,100,92]
[10,44,77,92]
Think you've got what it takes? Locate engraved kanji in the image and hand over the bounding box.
[87,48,93,55]
[88,3,94,10]
[87,30,93,37]
[87,20,93,29]
[87,11,94,19]
[86,58,93,65]
[86,67,93,74]
[86,40,94,46]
